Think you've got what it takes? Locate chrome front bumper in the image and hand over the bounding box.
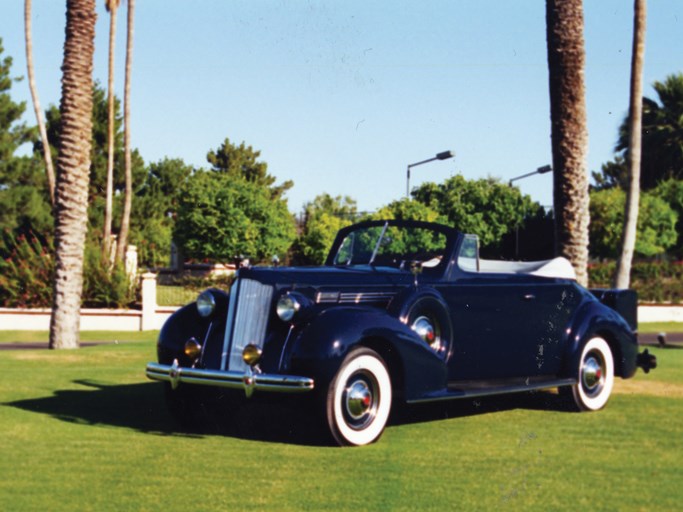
[146,360,315,397]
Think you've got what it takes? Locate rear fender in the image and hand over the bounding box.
[287,306,447,401]
[563,298,639,379]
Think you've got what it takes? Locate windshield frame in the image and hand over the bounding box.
[325,219,458,275]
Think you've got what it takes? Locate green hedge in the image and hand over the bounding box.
[157,274,235,306]
[0,232,137,309]
[589,261,683,303]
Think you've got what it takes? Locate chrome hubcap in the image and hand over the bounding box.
[343,373,378,430]
[581,353,605,396]
[411,315,442,353]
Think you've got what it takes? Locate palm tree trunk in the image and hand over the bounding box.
[24,0,56,208]
[546,0,590,286]
[103,0,119,259]
[116,0,135,264]
[49,0,97,350]
[614,0,647,289]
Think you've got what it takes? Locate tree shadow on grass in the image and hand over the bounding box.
[6,381,572,446]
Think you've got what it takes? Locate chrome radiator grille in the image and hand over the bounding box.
[221,278,273,371]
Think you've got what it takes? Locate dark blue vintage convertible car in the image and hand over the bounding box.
[146,220,656,446]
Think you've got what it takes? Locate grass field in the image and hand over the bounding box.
[0,333,681,511]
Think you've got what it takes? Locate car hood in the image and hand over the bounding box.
[238,265,416,289]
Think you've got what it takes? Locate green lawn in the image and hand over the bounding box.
[0,335,681,511]
[156,285,197,307]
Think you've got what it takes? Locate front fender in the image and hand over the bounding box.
[287,306,447,401]
[157,289,229,366]
[564,297,639,379]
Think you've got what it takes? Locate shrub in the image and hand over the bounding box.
[0,231,53,308]
[82,244,137,308]
[0,231,138,309]
[589,260,683,303]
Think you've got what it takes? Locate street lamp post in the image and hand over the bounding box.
[406,150,455,198]
[508,164,552,259]
[508,164,552,186]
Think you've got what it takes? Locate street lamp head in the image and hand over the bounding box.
[537,164,552,174]
[436,150,455,160]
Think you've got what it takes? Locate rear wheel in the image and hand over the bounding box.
[565,337,614,411]
[325,348,392,446]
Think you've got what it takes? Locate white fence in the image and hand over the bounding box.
[0,273,178,332]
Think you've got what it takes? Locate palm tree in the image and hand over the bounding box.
[49,0,97,350]
[103,0,121,259]
[615,0,647,289]
[545,0,590,286]
[617,73,683,189]
[116,0,135,264]
[24,0,56,207]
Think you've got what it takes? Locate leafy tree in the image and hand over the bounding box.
[292,193,357,265]
[589,187,677,260]
[653,179,683,258]
[370,198,444,224]
[207,138,293,199]
[546,0,590,286]
[0,38,51,238]
[294,212,350,265]
[131,157,193,267]
[412,174,539,254]
[367,199,447,257]
[174,170,296,264]
[301,193,357,224]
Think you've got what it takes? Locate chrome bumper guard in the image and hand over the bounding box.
[146,360,315,397]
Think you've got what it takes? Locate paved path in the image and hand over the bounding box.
[639,332,683,346]
[0,341,113,350]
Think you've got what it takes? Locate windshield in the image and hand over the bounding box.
[332,222,449,270]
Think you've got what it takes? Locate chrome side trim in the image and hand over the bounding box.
[316,290,396,304]
[406,378,577,404]
[339,291,396,304]
[146,361,315,395]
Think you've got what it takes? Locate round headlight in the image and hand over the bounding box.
[242,344,262,366]
[196,291,216,318]
[184,337,202,360]
[276,294,301,322]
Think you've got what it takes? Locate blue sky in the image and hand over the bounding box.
[1,1,681,214]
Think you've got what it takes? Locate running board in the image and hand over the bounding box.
[406,377,577,404]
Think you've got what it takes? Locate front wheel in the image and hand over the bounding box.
[325,348,392,446]
[565,337,615,411]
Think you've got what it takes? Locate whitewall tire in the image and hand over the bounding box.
[569,337,615,411]
[325,348,392,446]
